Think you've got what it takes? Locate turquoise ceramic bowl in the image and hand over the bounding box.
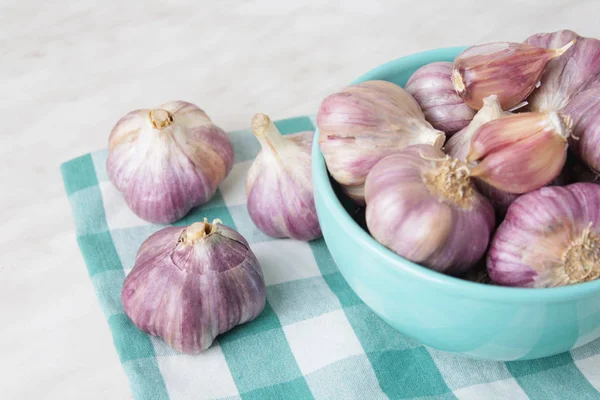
[312,47,600,361]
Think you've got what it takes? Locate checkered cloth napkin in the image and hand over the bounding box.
[61,116,600,400]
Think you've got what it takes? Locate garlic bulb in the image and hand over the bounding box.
[107,101,234,224]
[246,113,321,241]
[525,30,600,112]
[318,80,445,203]
[405,62,476,134]
[564,82,600,173]
[467,111,572,194]
[488,183,600,288]
[122,219,266,353]
[365,144,495,274]
[452,40,574,110]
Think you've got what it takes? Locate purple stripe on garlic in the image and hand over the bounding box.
[405,61,476,134]
[318,80,445,204]
[246,113,321,241]
[107,101,234,224]
[488,183,600,288]
[122,219,266,354]
[364,144,495,274]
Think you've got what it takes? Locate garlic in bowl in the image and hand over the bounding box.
[311,46,600,361]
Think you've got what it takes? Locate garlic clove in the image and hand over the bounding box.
[107,101,234,224]
[525,30,600,112]
[488,184,600,288]
[365,144,495,274]
[452,40,575,110]
[318,80,445,204]
[246,113,321,241]
[467,112,571,194]
[122,219,266,353]
[445,95,505,161]
[405,61,476,134]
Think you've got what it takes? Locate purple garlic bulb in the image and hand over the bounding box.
[405,61,476,135]
[246,113,321,241]
[107,101,234,224]
[365,144,495,275]
[318,80,445,204]
[525,30,600,112]
[488,183,600,288]
[122,219,266,353]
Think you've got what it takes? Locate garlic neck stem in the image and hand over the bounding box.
[149,109,175,130]
[181,218,222,244]
[451,68,465,94]
[251,113,287,152]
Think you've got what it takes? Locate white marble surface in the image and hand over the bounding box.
[1,1,597,398]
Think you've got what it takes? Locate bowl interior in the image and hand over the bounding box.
[312,46,600,302]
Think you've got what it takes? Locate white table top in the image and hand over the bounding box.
[2,1,597,398]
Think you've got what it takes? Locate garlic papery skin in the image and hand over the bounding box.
[488,184,600,288]
[107,101,234,224]
[365,144,495,274]
[467,111,572,194]
[405,62,476,134]
[452,40,574,110]
[445,95,506,161]
[317,80,446,204]
[121,219,266,354]
[246,113,321,241]
[564,82,600,173]
[525,30,600,112]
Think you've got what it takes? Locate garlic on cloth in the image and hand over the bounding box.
[405,61,476,134]
[122,219,266,354]
[246,113,321,241]
[525,30,600,112]
[107,101,234,224]
[451,40,574,110]
[466,111,572,194]
[318,80,445,203]
[365,144,495,274]
[488,183,600,288]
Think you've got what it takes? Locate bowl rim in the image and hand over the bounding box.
[312,46,600,303]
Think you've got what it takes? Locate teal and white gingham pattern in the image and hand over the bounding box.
[61,116,600,400]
